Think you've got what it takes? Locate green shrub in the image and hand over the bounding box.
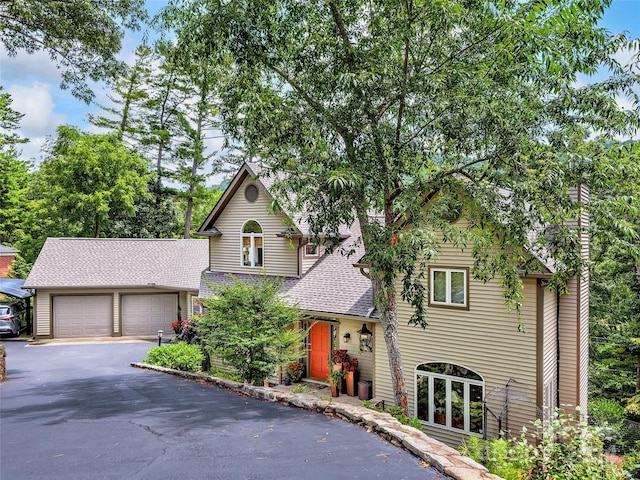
[590,398,626,424]
[459,408,625,480]
[206,367,242,382]
[144,342,204,373]
[622,441,640,479]
[361,403,422,431]
[198,276,305,385]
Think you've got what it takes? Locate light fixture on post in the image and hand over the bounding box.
[157,329,163,347]
[358,323,373,352]
[343,332,351,343]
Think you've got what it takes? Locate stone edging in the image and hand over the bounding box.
[131,362,503,480]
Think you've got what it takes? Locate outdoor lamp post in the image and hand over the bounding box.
[157,329,163,347]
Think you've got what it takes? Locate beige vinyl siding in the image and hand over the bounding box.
[208,176,299,277]
[558,279,580,410]
[578,194,590,412]
[374,243,539,447]
[542,284,558,408]
[301,245,325,275]
[34,288,197,339]
[335,319,375,383]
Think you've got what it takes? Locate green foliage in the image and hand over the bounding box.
[291,383,309,394]
[206,367,243,383]
[362,402,422,431]
[460,408,625,480]
[198,275,305,385]
[587,141,640,420]
[622,442,640,479]
[590,399,626,424]
[31,126,151,238]
[162,0,640,409]
[144,342,204,372]
[459,436,530,480]
[0,0,148,102]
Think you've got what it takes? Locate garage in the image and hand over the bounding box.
[53,295,112,338]
[122,294,178,336]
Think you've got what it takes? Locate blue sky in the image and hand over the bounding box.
[1,0,639,163]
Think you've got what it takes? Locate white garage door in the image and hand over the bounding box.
[53,295,112,338]
[122,294,178,336]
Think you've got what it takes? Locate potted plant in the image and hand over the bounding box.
[343,357,358,396]
[287,361,304,383]
[328,367,345,397]
[330,349,349,368]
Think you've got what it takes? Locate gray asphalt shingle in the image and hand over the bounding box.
[24,238,208,291]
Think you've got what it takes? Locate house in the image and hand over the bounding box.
[196,162,588,448]
[0,243,18,277]
[23,238,208,339]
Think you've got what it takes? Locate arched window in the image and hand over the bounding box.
[415,362,484,435]
[241,220,263,267]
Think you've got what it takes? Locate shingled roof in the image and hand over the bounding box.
[200,234,376,319]
[24,238,208,291]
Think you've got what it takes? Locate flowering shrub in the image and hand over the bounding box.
[171,318,183,334]
[287,361,305,382]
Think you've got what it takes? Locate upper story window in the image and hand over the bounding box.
[415,362,484,435]
[241,220,263,267]
[304,243,318,257]
[429,267,468,308]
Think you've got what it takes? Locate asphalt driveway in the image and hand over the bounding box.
[0,341,445,480]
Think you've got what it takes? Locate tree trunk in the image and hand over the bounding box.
[371,273,408,414]
[636,354,640,393]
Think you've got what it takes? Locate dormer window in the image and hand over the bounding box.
[304,243,318,257]
[241,220,263,267]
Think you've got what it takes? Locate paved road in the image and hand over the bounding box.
[0,341,445,480]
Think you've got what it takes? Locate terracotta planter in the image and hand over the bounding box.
[330,383,339,397]
[345,371,356,397]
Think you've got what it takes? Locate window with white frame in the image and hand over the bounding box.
[241,220,263,267]
[304,243,318,256]
[191,297,204,316]
[429,267,468,308]
[415,362,484,435]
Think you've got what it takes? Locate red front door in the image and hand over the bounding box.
[309,322,330,380]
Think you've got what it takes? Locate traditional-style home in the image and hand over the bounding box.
[23,238,207,339]
[196,162,589,448]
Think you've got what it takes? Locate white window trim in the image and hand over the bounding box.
[304,243,319,257]
[191,296,204,317]
[429,267,468,308]
[240,220,264,268]
[415,364,484,436]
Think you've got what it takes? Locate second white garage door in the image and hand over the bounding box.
[122,294,178,336]
[53,295,112,338]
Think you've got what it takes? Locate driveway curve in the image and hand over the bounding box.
[0,341,445,480]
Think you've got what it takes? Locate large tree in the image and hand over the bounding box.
[31,126,150,238]
[0,0,147,102]
[164,0,640,411]
[0,87,30,248]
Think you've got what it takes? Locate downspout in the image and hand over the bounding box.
[556,290,561,411]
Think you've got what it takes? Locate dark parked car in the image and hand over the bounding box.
[0,304,21,336]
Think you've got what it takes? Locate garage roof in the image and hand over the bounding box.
[23,238,208,291]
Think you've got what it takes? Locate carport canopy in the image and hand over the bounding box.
[0,278,33,299]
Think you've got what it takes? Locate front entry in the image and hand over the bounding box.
[309,322,330,380]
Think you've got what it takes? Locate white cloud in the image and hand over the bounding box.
[7,82,67,162]
[0,50,62,84]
